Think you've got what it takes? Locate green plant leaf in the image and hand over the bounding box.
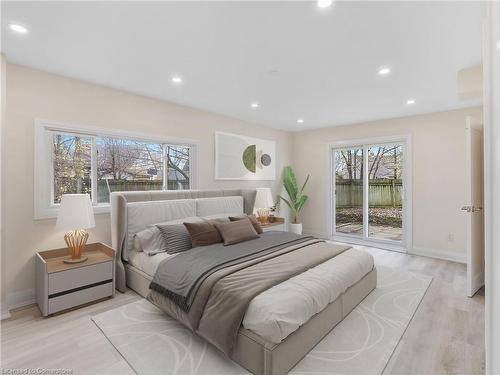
[296,195,308,212]
[299,174,310,196]
[280,166,309,223]
[283,166,298,202]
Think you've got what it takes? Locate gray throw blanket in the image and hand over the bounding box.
[147,236,351,356]
[149,231,314,311]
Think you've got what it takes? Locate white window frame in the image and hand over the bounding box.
[326,134,413,253]
[34,119,199,219]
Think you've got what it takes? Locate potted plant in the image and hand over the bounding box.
[279,166,310,234]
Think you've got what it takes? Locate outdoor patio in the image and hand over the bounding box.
[335,207,403,241]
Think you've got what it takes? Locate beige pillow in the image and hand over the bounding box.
[214,219,260,246]
[229,214,263,234]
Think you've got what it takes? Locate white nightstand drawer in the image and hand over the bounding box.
[262,224,285,232]
[48,282,113,314]
[48,261,113,295]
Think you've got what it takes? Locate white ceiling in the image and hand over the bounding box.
[1,1,485,131]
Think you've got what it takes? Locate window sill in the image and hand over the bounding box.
[34,204,111,220]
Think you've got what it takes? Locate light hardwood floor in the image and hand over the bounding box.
[0,247,485,375]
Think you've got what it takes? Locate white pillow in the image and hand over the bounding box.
[133,235,142,251]
[134,227,164,255]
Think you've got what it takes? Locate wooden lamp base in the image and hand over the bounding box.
[63,229,89,264]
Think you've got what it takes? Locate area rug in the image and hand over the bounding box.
[92,266,431,375]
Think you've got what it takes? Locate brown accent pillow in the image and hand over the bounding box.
[183,221,222,247]
[229,214,263,234]
[214,219,260,246]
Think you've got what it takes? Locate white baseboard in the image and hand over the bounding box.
[303,229,329,239]
[1,306,11,320]
[6,288,36,310]
[473,271,485,287]
[410,246,467,264]
[304,228,467,264]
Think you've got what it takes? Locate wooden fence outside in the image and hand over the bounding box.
[335,179,403,208]
[97,180,189,203]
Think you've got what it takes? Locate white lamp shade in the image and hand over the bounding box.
[254,188,274,209]
[56,194,96,231]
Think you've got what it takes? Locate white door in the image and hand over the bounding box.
[464,116,484,297]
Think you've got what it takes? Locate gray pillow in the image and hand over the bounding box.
[156,224,193,254]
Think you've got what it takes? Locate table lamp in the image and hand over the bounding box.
[254,187,274,224]
[56,194,95,264]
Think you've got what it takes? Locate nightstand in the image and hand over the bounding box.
[35,243,115,317]
[261,217,286,232]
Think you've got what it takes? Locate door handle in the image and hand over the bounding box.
[461,206,483,213]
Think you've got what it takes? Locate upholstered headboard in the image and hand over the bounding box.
[110,189,257,292]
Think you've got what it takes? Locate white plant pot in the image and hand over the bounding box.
[289,223,303,235]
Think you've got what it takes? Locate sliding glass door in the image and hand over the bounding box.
[367,144,403,241]
[332,140,408,250]
[334,148,364,237]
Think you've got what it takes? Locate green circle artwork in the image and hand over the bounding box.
[242,145,256,173]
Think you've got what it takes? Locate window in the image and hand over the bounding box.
[95,137,165,204]
[53,133,92,204]
[35,121,197,218]
[165,145,191,190]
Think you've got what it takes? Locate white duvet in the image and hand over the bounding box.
[128,247,374,344]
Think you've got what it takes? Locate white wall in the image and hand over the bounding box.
[484,2,500,373]
[292,107,482,261]
[0,55,8,319]
[2,63,293,309]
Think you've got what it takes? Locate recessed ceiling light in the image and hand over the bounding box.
[250,102,260,109]
[8,23,28,34]
[317,0,333,9]
[497,41,500,50]
[378,67,391,76]
[297,118,304,124]
[171,76,183,84]
[406,99,416,105]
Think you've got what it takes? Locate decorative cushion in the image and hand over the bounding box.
[133,235,142,251]
[184,221,223,247]
[156,224,193,255]
[229,214,263,234]
[214,219,260,246]
[133,227,164,256]
[134,216,202,256]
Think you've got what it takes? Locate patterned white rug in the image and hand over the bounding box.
[92,266,431,375]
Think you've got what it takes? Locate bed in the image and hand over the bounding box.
[111,189,377,375]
